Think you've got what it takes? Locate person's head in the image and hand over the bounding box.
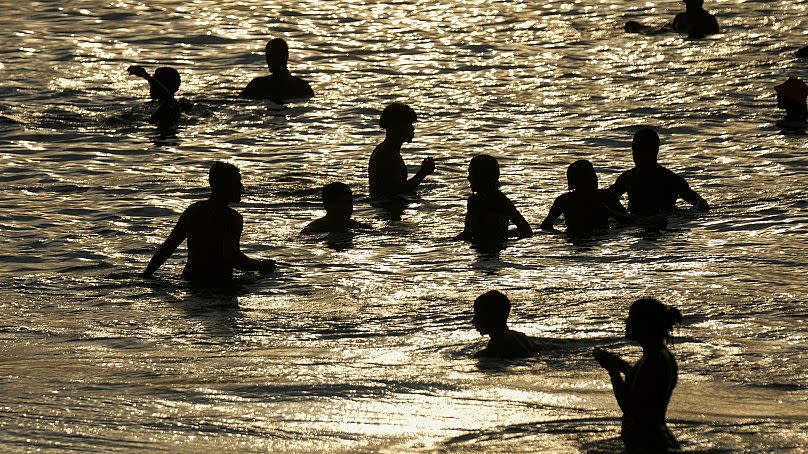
[150,67,181,100]
[472,290,511,336]
[265,38,290,74]
[209,162,243,203]
[631,128,660,168]
[774,77,808,112]
[625,298,682,346]
[468,154,500,192]
[566,159,598,191]
[683,0,705,10]
[379,102,416,143]
[322,182,353,220]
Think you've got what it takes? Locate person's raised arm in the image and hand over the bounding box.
[594,347,631,413]
[405,157,435,192]
[143,210,188,277]
[127,65,174,101]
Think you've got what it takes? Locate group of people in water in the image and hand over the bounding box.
[130,7,808,448]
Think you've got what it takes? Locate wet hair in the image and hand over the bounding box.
[209,162,240,189]
[379,102,416,129]
[566,159,598,191]
[469,154,500,188]
[632,128,660,163]
[153,67,181,94]
[265,38,289,69]
[774,77,808,106]
[474,290,511,326]
[629,298,683,343]
[322,182,352,204]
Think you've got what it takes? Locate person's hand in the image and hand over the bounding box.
[593,347,622,373]
[127,65,148,78]
[258,258,277,274]
[420,157,435,175]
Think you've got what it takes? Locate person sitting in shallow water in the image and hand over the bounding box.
[541,159,633,237]
[594,298,683,452]
[142,162,276,285]
[302,182,369,234]
[609,128,709,216]
[367,102,435,197]
[240,38,314,102]
[127,65,190,126]
[456,154,532,246]
[671,0,719,37]
[773,77,808,129]
[472,290,539,358]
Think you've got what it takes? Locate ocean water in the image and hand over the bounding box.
[1,0,807,451]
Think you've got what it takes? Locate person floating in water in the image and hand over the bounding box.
[540,159,633,237]
[594,298,683,452]
[625,0,718,37]
[671,0,720,37]
[127,65,189,127]
[142,162,276,285]
[456,154,533,246]
[240,38,314,102]
[367,102,435,197]
[773,77,808,129]
[609,128,709,216]
[472,290,538,358]
[302,182,369,234]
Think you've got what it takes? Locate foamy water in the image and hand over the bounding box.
[1,0,807,451]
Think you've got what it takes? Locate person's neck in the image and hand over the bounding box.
[488,325,509,340]
[270,67,291,77]
[686,5,704,14]
[324,213,350,228]
[640,339,666,354]
[381,137,403,153]
[209,194,231,207]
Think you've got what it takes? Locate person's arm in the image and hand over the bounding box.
[677,176,709,211]
[229,213,277,273]
[127,65,174,100]
[504,194,533,238]
[142,210,188,277]
[540,195,566,231]
[405,157,435,192]
[594,348,632,413]
[607,173,628,199]
[603,191,633,224]
[454,196,475,241]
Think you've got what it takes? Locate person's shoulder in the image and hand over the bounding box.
[241,76,274,98]
[291,75,314,94]
[302,217,328,234]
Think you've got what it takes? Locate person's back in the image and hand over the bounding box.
[671,0,719,37]
[480,329,537,358]
[610,128,708,216]
[240,38,314,102]
[368,142,408,196]
[180,199,241,282]
[613,165,689,216]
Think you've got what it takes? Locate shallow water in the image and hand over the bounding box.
[1,0,807,451]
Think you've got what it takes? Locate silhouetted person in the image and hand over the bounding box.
[671,0,719,38]
[143,162,276,285]
[594,298,683,452]
[609,128,709,216]
[774,77,808,128]
[240,38,314,102]
[541,160,633,236]
[472,291,538,358]
[127,65,189,126]
[796,46,808,58]
[302,182,368,234]
[456,155,532,246]
[368,102,435,197]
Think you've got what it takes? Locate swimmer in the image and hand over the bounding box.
[594,298,683,452]
[240,38,314,102]
[456,154,533,246]
[142,162,276,285]
[774,77,808,128]
[301,182,369,234]
[472,290,538,358]
[368,102,435,197]
[671,0,719,38]
[609,128,709,216]
[127,65,189,126]
[540,159,635,236]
